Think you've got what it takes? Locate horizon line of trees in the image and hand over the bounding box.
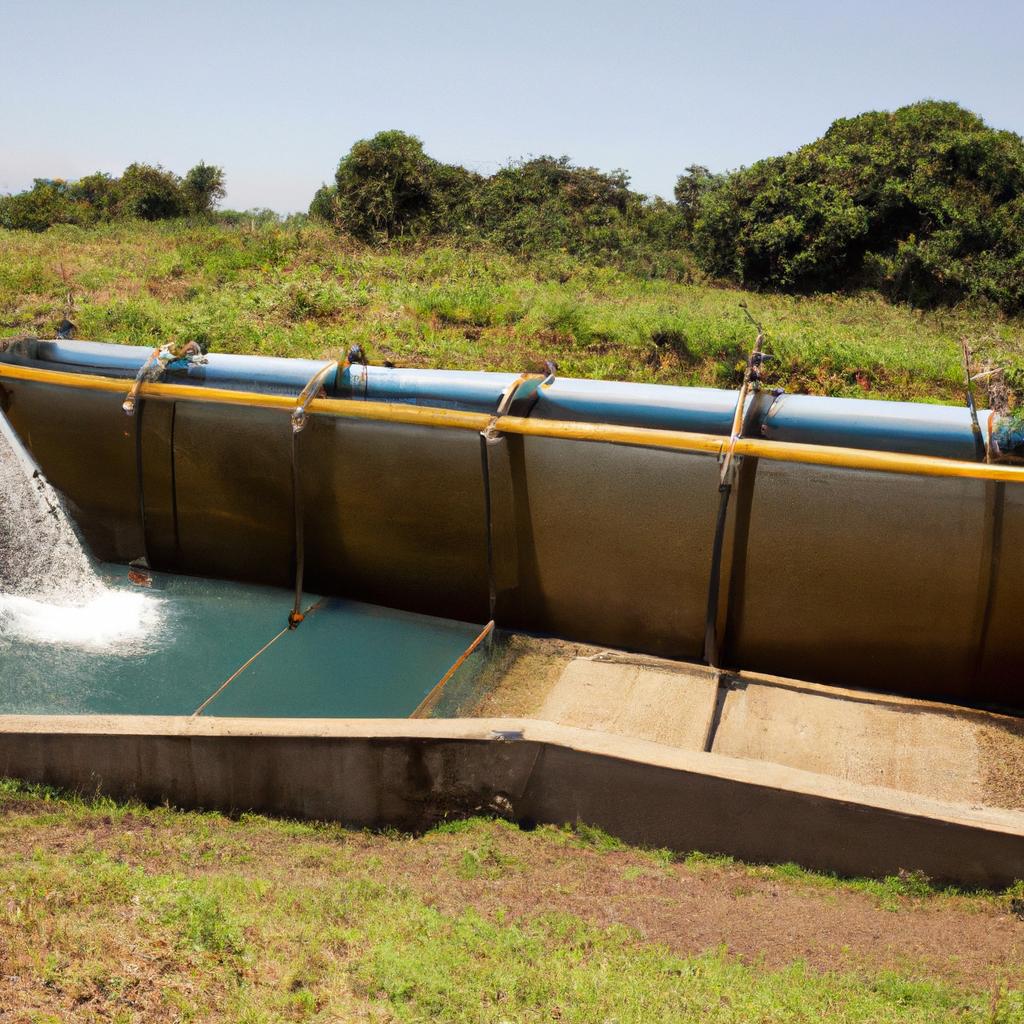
[4,100,1024,313]
[0,162,226,232]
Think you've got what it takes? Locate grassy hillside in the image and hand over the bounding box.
[2,780,1023,1023]
[2,220,1023,406]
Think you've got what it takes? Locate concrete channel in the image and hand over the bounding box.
[1,338,1022,887]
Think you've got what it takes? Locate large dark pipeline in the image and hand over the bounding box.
[1,337,1023,707]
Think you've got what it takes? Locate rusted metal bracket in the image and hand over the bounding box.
[719,307,767,488]
[291,363,337,435]
[122,348,163,417]
[410,619,496,718]
[123,341,206,417]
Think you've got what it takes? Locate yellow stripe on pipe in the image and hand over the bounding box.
[0,361,493,431]
[493,414,726,455]
[3,359,1024,484]
[493,416,1024,482]
[731,436,1024,483]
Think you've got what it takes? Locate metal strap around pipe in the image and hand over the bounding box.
[291,362,338,434]
[288,349,367,627]
[704,390,783,668]
[3,361,1024,485]
[289,425,307,629]
[479,373,538,623]
[960,337,988,463]
[704,324,767,667]
[122,347,162,417]
[703,488,731,668]
[122,349,165,568]
[132,397,151,570]
[289,361,342,628]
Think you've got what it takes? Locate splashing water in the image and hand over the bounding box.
[0,411,161,652]
[0,589,162,649]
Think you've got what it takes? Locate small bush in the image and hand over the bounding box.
[115,163,188,220]
[164,887,245,956]
[182,162,226,216]
[412,283,525,327]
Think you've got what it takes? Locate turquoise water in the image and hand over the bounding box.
[0,564,481,717]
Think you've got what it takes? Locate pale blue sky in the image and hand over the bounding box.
[1,0,1021,212]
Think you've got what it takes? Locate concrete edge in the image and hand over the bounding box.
[589,651,1024,724]
[0,713,1020,837]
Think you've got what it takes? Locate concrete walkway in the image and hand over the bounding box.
[533,654,1024,811]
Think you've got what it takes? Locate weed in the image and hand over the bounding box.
[160,885,246,957]
[457,838,523,880]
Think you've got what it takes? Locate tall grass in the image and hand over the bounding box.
[2,220,1022,404]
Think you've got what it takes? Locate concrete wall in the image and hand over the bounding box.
[0,715,1020,888]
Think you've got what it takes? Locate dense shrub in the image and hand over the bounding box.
[686,101,1024,312]
[310,130,480,241]
[310,133,689,276]
[182,162,227,216]
[476,156,686,270]
[0,179,78,231]
[115,163,188,220]
[0,162,226,230]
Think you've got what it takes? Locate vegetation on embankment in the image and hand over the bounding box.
[7,100,1024,315]
[2,219,1023,405]
[2,779,1022,1022]
[308,103,1024,317]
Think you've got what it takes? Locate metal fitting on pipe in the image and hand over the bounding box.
[989,412,1024,463]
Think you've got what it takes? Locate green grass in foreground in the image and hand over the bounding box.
[2,220,1023,404]
[1,779,1022,1023]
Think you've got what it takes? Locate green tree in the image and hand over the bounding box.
[326,130,480,240]
[308,184,339,222]
[182,162,226,216]
[673,164,717,233]
[686,100,1024,311]
[114,163,187,220]
[0,179,75,231]
[478,156,686,270]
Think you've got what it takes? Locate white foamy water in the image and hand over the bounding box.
[0,589,162,650]
[0,410,162,653]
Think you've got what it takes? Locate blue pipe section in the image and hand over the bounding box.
[188,354,337,393]
[341,365,740,434]
[4,338,993,461]
[762,394,991,460]
[342,364,519,412]
[29,339,337,394]
[531,378,739,436]
[33,339,154,372]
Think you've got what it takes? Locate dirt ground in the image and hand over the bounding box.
[3,801,1021,995]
